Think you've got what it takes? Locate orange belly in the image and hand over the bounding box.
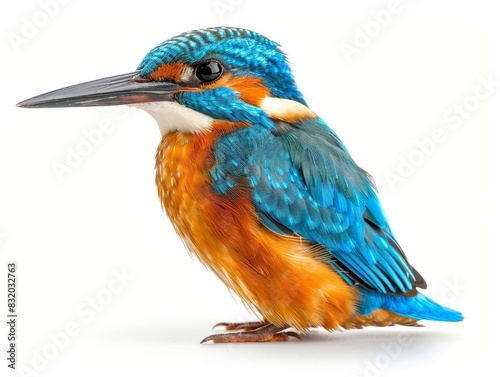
[155,125,390,331]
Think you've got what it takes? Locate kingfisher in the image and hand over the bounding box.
[18,27,463,343]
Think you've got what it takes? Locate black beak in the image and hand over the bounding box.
[17,71,182,108]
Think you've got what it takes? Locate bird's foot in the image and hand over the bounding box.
[201,323,300,344]
[212,321,267,331]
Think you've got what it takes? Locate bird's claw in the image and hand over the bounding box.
[281,331,302,341]
[201,323,300,344]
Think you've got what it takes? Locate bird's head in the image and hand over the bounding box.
[18,27,316,134]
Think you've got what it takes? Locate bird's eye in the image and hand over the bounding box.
[195,61,223,83]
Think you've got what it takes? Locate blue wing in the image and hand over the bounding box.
[211,118,426,296]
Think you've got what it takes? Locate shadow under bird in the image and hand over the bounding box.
[18,27,463,343]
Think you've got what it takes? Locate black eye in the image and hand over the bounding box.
[195,61,223,83]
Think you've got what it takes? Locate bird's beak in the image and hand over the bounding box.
[17,71,182,108]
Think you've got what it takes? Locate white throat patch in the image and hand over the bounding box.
[132,101,214,135]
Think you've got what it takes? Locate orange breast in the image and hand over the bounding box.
[155,123,359,331]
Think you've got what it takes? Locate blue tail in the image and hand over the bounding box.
[358,287,463,322]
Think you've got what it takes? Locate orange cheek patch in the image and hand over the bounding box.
[149,62,187,82]
[227,76,270,106]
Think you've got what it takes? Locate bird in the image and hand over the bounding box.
[17,26,463,343]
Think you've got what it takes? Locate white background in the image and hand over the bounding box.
[1,0,497,376]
